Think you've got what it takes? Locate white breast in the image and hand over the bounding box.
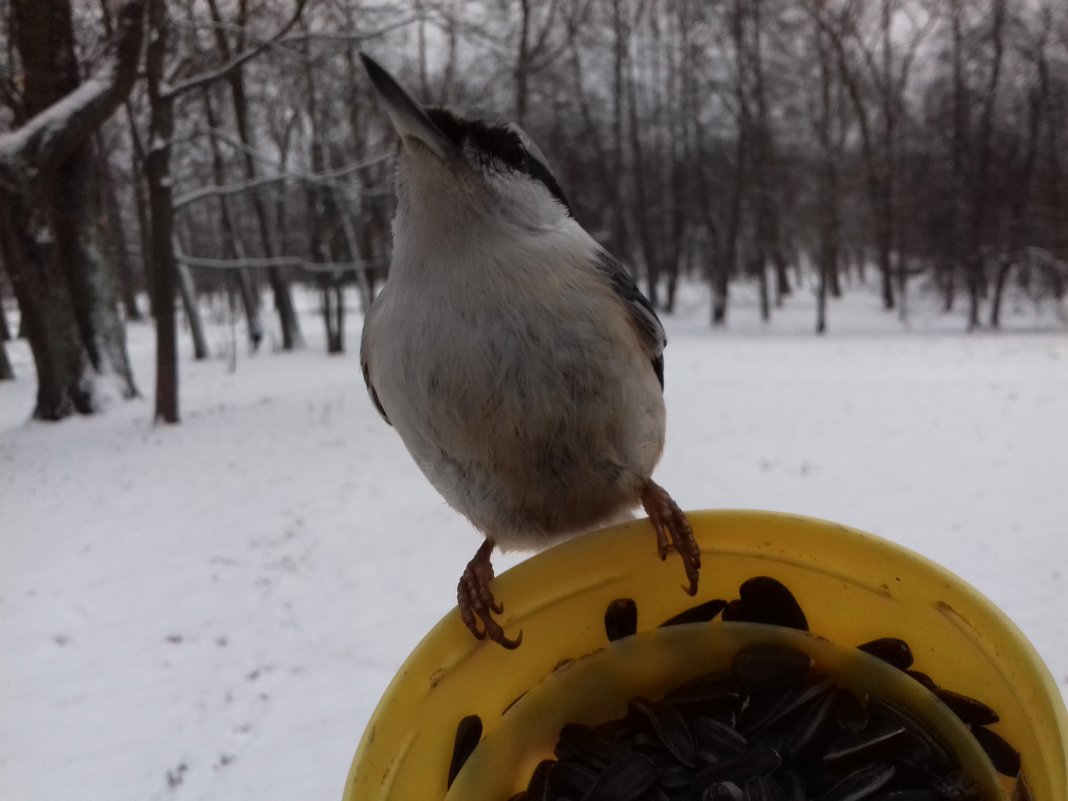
[364,219,665,549]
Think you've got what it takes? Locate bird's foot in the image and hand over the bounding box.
[457,539,522,649]
[641,479,700,596]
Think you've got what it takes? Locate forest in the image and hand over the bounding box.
[1,0,1066,422]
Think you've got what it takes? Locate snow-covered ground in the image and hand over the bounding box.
[1,282,1065,801]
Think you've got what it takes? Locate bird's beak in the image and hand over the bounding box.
[360,53,456,163]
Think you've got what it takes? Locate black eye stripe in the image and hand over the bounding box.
[520,155,572,216]
[422,107,572,216]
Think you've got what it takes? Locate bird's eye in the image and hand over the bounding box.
[502,139,527,170]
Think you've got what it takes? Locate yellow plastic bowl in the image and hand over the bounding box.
[343,510,1068,801]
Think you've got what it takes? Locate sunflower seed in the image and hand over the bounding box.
[660,599,729,628]
[605,598,639,642]
[970,725,1020,776]
[817,760,896,801]
[856,638,914,671]
[744,775,789,801]
[628,699,698,766]
[580,753,660,801]
[737,577,810,631]
[934,689,999,726]
[447,714,482,788]
[693,716,748,762]
[702,781,745,801]
[731,647,812,693]
[824,724,907,764]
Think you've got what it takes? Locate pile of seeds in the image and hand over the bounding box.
[489,576,1027,801]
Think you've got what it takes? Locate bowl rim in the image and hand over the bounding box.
[343,509,1068,801]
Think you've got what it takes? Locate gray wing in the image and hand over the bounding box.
[361,357,391,425]
[596,250,666,388]
[360,307,391,425]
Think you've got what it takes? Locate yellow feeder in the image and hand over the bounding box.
[343,510,1068,801]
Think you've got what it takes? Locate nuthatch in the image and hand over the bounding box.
[359,54,699,648]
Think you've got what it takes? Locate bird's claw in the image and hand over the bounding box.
[642,480,701,596]
[457,539,522,649]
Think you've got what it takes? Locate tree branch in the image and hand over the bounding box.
[163,0,308,100]
[0,0,145,183]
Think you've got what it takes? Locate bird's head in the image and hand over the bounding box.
[360,53,572,236]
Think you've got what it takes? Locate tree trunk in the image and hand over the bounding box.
[0,335,12,380]
[146,0,179,423]
[49,146,139,396]
[206,0,302,350]
[175,255,209,360]
[0,197,91,416]
[200,86,262,349]
[97,147,142,321]
[0,0,144,419]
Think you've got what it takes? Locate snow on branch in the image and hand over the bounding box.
[0,0,144,185]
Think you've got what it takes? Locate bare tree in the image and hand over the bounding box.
[0,0,143,419]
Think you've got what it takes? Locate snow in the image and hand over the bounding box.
[1,283,1066,801]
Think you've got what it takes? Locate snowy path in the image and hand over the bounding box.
[1,287,1065,801]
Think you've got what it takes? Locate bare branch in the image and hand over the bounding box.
[175,250,370,274]
[163,0,308,100]
[0,0,145,182]
[172,153,390,210]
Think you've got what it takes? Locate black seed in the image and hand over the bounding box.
[731,647,813,693]
[742,679,834,734]
[824,724,907,764]
[817,760,896,801]
[777,770,807,801]
[1011,772,1033,801]
[970,725,1020,776]
[549,759,598,796]
[693,749,782,790]
[782,687,837,758]
[660,599,728,628]
[660,763,697,791]
[693,717,748,763]
[833,689,869,734]
[868,792,940,801]
[605,598,639,642]
[867,699,953,772]
[525,760,554,801]
[556,723,632,770]
[737,577,810,631]
[447,714,482,787]
[581,753,660,801]
[628,699,699,767]
[744,775,788,801]
[930,771,982,801]
[933,689,999,726]
[664,673,742,716]
[856,638,914,671]
[905,671,938,691]
[703,781,745,801]
[721,599,749,622]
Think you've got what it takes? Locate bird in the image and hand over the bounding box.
[358,53,700,649]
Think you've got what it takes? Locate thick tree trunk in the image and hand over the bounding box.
[49,147,138,397]
[0,0,144,419]
[0,197,91,415]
